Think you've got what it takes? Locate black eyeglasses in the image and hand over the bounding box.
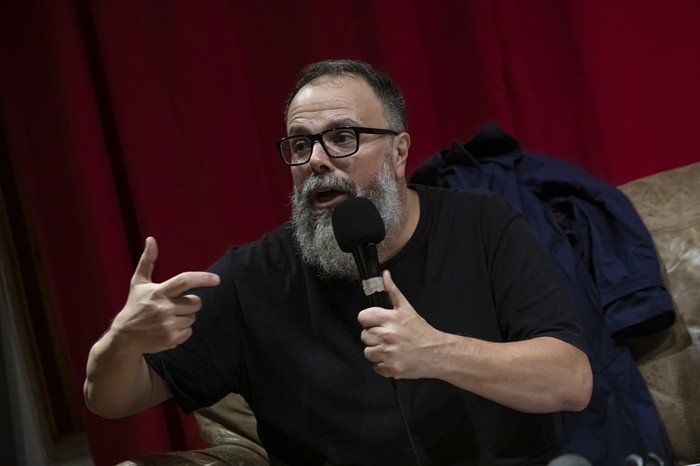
[276,126,399,166]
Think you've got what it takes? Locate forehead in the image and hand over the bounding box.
[286,75,386,132]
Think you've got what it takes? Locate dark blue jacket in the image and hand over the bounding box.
[411,124,675,466]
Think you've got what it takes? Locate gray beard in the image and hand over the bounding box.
[291,159,402,281]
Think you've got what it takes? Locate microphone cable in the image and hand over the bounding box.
[391,378,423,466]
[366,288,422,465]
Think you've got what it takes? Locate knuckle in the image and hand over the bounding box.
[165,340,179,350]
[172,329,193,348]
[173,274,187,288]
[190,295,203,310]
[153,301,174,316]
[163,333,181,351]
[381,331,398,345]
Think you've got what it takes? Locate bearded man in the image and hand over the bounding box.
[85,59,592,465]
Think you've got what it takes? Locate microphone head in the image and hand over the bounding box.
[331,197,386,252]
[547,454,593,466]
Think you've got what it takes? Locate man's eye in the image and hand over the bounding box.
[292,139,310,152]
[330,131,356,146]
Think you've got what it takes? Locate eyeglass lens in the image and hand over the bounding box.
[283,128,358,164]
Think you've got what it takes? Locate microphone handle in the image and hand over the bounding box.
[353,244,391,308]
[367,289,390,308]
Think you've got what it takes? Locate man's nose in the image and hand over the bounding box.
[308,140,332,172]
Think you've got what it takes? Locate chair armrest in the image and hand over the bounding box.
[115,443,268,465]
[116,393,269,465]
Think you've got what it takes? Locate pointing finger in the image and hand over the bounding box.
[132,237,158,285]
[160,271,220,298]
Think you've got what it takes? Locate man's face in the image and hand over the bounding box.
[285,75,406,207]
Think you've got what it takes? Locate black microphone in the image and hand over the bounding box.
[331,196,390,308]
[332,196,423,465]
[547,454,594,466]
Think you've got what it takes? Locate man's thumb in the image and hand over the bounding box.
[382,270,405,309]
[132,236,158,284]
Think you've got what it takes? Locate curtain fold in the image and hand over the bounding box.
[1,1,699,464]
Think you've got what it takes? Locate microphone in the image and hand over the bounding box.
[332,196,423,465]
[331,196,390,308]
[547,454,593,466]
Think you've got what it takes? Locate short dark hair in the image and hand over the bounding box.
[283,59,407,132]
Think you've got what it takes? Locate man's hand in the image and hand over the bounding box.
[84,237,220,418]
[110,236,220,354]
[357,270,443,379]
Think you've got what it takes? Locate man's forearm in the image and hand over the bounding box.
[426,335,592,414]
[84,329,171,418]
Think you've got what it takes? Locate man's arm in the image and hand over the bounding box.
[358,271,593,414]
[84,330,172,418]
[84,237,220,418]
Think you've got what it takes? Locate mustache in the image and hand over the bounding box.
[296,172,358,201]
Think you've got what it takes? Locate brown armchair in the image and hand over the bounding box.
[619,162,700,465]
[119,162,700,466]
[117,392,267,466]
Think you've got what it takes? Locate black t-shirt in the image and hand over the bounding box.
[146,185,586,465]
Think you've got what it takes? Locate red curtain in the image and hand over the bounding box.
[1,1,698,464]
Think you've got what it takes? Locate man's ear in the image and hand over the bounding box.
[393,132,411,171]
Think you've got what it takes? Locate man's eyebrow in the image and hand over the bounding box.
[288,126,311,136]
[328,118,359,128]
[288,119,360,136]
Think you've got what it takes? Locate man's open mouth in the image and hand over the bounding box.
[312,188,348,208]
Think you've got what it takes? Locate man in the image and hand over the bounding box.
[85,59,592,465]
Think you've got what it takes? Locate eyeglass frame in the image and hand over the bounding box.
[276,126,400,166]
